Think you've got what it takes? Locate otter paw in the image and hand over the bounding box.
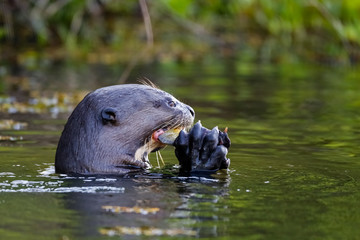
[173,121,230,174]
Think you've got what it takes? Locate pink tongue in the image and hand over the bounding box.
[152,129,165,142]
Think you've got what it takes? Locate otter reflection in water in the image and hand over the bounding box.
[55,84,230,174]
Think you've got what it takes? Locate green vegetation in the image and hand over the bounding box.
[1,0,360,65]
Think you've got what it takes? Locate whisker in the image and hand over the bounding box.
[137,77,160,89]
[156,151,160,168]
[151,116,178,132]
[158,151,165,166]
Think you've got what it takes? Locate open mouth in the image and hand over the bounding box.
[135,124,191,166]
[151,118,193,146]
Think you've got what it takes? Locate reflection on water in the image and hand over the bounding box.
[1,61,360,239]
[0,160,231,238]
[0,165,126,193]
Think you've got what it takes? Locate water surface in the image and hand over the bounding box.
[0,62,359,239]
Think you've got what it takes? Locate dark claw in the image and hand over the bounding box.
[174,130,188,148]
[189,121,202,149]
[207,145,229,170]
[188,121,203,168]
[173,123,230,174]
[218,130,231,148]
[174,130,191,171]
[200,126,219,164]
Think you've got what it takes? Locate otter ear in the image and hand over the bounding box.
[101,108,117,124]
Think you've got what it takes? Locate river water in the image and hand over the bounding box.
[0,61,359,239]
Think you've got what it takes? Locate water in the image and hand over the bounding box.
[1,61,360,239]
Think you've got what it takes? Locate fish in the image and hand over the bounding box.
[158,128,182,145]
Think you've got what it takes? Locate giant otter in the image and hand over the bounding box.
[55,84,230,174]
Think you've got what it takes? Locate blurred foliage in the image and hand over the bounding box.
[0,89,87,116]
[0,0,360,65]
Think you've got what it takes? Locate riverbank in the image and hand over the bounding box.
[1,0,359,67]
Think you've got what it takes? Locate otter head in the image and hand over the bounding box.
[55,84,195,174]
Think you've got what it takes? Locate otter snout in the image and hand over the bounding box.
[186,105,195,118]
[182,104,195,128]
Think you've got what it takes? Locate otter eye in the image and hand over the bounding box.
[168,101,176,107]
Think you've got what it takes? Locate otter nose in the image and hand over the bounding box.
[187,105,195,118]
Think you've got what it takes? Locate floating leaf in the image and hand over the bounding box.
[158,128,182,145]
